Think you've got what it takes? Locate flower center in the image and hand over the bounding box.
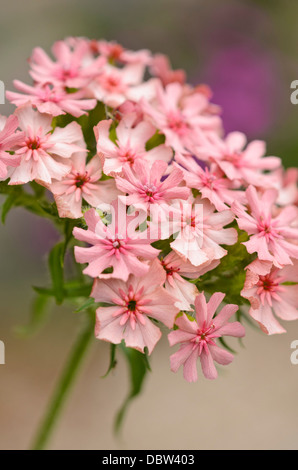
[257,217,280,241]
[127,300,137,311]
[142,183,158,201]
[27,137,41,150]
[225,151,243,167]
[161,259,180,277]
[192,322,216,354]
[112,239,121,249]
[114,285,150,330]
[118,147,137,165]
[100,73,124,92]
[74,171,91,188]
[107,75,120,87]
[197,324,215,340]
[41,86,61,103]
[256,271,286,306]
[58,67,77,80]
[257,274,280,293]
[185,213,197,228]
[201,168,221,189]
[167,112,188,135]
[108,45,124,60]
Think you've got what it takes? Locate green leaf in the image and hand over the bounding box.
[1,192,17,223]
[33,286,54,296]
[16,295,50,337]
[48,242,65,304]
[102,344,118,378]
[64,283,92,298]
[79,102,107,156]
[63,219,78,253]
[75,297,95,313]
[29,181,46,198]
[145,131,165,151]
[236,308,258,329]
[114,343,150,434]
[0,185,24,223]
[151,236,174,256]
[0,180,12,194]
[33,282,93,300]
[218,337,236,354]
[52,102,106,157]
[199,270,247,306]
[196,229,253,306]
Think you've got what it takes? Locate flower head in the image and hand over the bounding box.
[115,159,190,219]
[241,261,298,335]
[96,40,151,65]
[92,260,179,354]
[150,53,186,86]
[50,154,120,219]
[7,81,97,117]
[170,198,237,266]
[176,153,246,211]
[29,40,105,88]
[9,106,85,185]
[159,251,219,311]
[233,185,298,267]
[73,202,159,281]
[0,115,23,179]
[169,292,245,382]
[142,82,222,153]
[195,131,281,188]
[88,63,157,108]
[95,114,172,176]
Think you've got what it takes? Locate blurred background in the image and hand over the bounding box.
[0,0,298,450]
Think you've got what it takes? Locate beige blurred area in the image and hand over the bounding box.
[1,0,298,450]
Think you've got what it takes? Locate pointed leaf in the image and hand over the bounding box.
[16,295,50,337]
[114,343,150,434]
[102,344,117,378]
[48,242,65,304]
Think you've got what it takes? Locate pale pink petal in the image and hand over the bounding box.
[200,349,217,380]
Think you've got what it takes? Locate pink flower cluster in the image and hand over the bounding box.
[2,37,298,382]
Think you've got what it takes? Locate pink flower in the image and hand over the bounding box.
[116,100,144,125]
[50,154,120,219]
[0,115,23,179]
[232,185,298,267]
[159,251,219,311]
[94,40,125,61]
[241,262,298,335]
[7,81,97,118]
[176,153,246,211]
[96,40,152,65]
[115,159,190,218]
[170,198,237,266]
[141,82,221,153]
[9,106,85,185]
[275,167,298,207]
[88,63,158,108]
[196,131,281,188]
[29,40,105,88]
[95,114,172,175]
[91,260,179,354]
[73,203,159,281]
[169,292,245,382]
[150,54,186,86]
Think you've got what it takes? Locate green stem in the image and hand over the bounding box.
[30,313,94,450]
